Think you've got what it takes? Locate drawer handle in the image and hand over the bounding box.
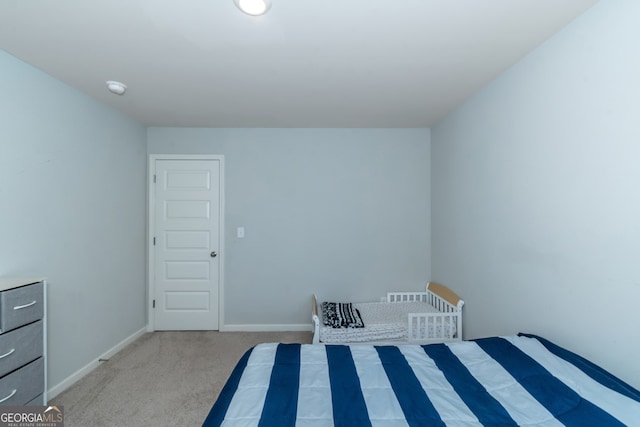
[13,300,37,310]
[0,389,16,403]
[0,348,15,359]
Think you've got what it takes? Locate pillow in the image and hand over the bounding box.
[321,302,364,329]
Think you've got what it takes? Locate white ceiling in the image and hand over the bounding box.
[0,0,598,128]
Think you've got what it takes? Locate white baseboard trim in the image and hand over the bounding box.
[47,326,147,400]
[222,324,312,332]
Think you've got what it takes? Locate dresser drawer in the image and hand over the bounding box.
[0,282,44,333]
[0,321,43,377]
[0,358,44,406]
[25,394,44,406]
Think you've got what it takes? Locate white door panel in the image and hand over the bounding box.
[153,159,221,330]
[165,231,210,250]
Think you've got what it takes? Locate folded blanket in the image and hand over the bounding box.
[321,302,364,328]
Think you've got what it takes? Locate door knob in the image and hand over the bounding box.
[210,251,217,258]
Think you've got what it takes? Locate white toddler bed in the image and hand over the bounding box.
[312,281,464,345]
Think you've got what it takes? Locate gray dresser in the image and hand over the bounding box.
[0,278,46,406]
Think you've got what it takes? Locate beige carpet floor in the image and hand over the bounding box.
[51,330,312,427]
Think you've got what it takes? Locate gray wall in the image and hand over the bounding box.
[0,51,147,390]
[431,0,640,387]
[148,128,431,327]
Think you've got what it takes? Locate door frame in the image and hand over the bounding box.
[147,154,225,332]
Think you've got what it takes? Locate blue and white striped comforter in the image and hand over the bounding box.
[203,335,640,426]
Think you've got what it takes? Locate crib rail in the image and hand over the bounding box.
[387,290,460,313]
[408,312,460,342]
[387,291,428,303]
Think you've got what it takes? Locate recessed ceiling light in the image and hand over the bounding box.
[234,0,271,16]
[106,81,127,96]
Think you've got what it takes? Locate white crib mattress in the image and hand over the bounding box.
[319,301,448,343]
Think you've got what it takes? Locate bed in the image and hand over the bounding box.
[202,334,640,426]
[312,282,464,345]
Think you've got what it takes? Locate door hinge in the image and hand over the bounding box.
[153,299,155,308]
[153,237,156,246]
[153,174,156,183]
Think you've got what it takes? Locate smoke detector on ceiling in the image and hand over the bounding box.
[234,0,271,16]
[106,81,127,96]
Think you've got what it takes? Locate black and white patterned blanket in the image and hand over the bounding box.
[321,302,365,328]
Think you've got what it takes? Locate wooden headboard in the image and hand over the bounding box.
[427,281,463,308]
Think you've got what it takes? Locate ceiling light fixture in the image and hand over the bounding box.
[234,0,271,16]
[106,80,127,95]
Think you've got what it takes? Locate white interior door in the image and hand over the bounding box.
[152,158,221,330]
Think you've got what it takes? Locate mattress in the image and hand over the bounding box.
[203,334,640,426]
[319,301,453,343]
